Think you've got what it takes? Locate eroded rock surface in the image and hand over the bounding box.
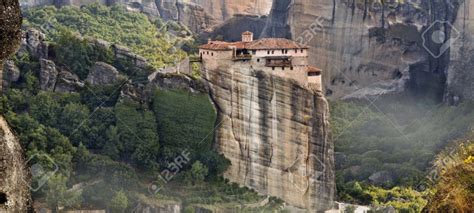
[0,116,31,212]
[203,64,335,210]
[86,62,120,85]
[39,59,58,91]
[262,0,461,100]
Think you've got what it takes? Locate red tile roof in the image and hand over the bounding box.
[307,66,322,73]
[199,38,309,50]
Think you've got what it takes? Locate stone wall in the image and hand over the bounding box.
[202,60,335,211]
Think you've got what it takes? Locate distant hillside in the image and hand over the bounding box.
[23,4,188,68]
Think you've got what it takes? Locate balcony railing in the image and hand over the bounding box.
[232,54,252,61]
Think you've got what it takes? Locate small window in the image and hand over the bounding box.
[282,50,285,54]
[257,59,260,62]
[272,67,275,71]
[272,50,275,54]
[252,50,257,55]
[290,67,294,70]
[267,51,270,54]
[295,49,298,53]
[282,67,285,70]
[211,52,214,56]
[301,49,304,53]
[207,51,209,55]
[308,72,321,76]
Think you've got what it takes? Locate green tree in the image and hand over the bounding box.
[185,161,208,185]
[45,174,82,211]
[109,190,129,213]
[29,92,60,127]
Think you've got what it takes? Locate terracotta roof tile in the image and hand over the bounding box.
[307,66,322,72]
[199,38,309,50]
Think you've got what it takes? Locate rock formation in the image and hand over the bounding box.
[55,70,84,93]
[39,59,59,91]
[86,62,120,85]
[261,0,462,100]
[2,60,21,91]
[0,117,31,212]
[0,0,31,212]
[202,63,335,210]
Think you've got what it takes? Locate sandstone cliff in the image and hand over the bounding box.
[202,63,335,210]
[447,0,474,102]
[261,0,462,100]
[0,116,31,212]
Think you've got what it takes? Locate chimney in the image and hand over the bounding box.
[207,38,212,44]
[242,31,253,42]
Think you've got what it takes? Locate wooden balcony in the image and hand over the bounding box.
[265,59,292,67]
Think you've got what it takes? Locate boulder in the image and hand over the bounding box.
[2,60,21,90]
[39,59,58,91]
[55,70,84,93]
[86,62,120,85]
[17,29,48,59]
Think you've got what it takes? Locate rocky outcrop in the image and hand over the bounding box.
[86,62,120,85]
[202,63,335,210]
[0,116,31,212]
[261,0,461,100]
[18,28,48,59]
[55,70,84,93]
[39,59,58,91]
[2,60,21,90]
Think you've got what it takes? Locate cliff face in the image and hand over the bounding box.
[0,0,31,211]
[447,0,474,102]
[0,116,31,212]
[262,0,461,100]
[202,63,335,210]
[188,0,272,21]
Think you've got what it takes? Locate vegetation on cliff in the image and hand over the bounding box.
[425,132,474,212]
[0,4,280,211]
[23,4,187,68]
